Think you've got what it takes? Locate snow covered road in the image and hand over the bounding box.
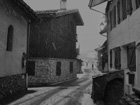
[1,68,95,105]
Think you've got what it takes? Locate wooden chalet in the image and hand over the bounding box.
[28,9,84,86]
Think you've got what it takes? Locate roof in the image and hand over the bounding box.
[100,24,108,34]
[88,0,108,8]
[36,9,84,26]
[95,46,105,51]
[12,0,39,21]
[94,40,107,51]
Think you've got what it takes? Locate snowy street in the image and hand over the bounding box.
[1,68,95,105]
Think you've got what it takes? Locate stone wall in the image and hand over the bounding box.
[0,73,27,99]
[28,58,81,86]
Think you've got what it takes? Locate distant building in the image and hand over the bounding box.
[77,51,97,69]
[0,0,38,99]
[95,40,107,72]
[28,8,84,85]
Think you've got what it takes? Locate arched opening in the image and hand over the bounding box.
[6,25,14,51]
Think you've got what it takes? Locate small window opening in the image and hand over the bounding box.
[56,62,61,76]
[6,25,14,51]
[70,62,73,73]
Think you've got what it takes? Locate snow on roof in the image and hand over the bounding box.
[36,9,84,26]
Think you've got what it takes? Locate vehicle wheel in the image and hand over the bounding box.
[104,80,124,105]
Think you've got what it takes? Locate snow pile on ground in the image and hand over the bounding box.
[80,84,94,105]
[77,74,85,79]
[92,69,105,77]
[81,94,94,105]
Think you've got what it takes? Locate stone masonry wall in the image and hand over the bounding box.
[0,73,27,99]
[28,58,81,86]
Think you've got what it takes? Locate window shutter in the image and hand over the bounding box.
[110,50,112,68]
[127,0,132,15]
[114,47,121,69]
[136,0,140,8]
[135,0,139,9]
[127,44,136,71]
[117,0,121,24]
[138,0,140,6]
[109,11,112,30]
[122,0,127,20]
[114,6,116,27]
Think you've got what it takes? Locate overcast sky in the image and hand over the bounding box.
[24,0,107,53]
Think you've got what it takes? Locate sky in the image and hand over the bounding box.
[24,0,107,54]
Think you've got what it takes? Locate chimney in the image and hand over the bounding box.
[60,0,67,10]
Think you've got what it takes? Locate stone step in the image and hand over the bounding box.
[122,94,140,105]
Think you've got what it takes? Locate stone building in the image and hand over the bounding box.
[0,0,38,99]
[28,8,84,86]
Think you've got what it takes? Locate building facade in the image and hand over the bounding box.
[0,0,38,99]
[88,0,140,104]
[106,0,140,95]
[28,9,84,86]
[105,0,140,104]
[95,40,108,72]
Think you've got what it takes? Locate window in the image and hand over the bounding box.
[117,0,121,24]
[113,6,116,27]
[114,47,121,69]
[126,0,132,15]
[135,0,139,9]
[135,0,140,9]
[110,50,112,68]
[138,0,140,7]
[127,43,136,71]
[122,0,127,20]
[70,62,73,73]
[27,61,35,76]
[109,11,112,30]
[56,62,61,76]
[6,25,14,51]
[109,6,116,30]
